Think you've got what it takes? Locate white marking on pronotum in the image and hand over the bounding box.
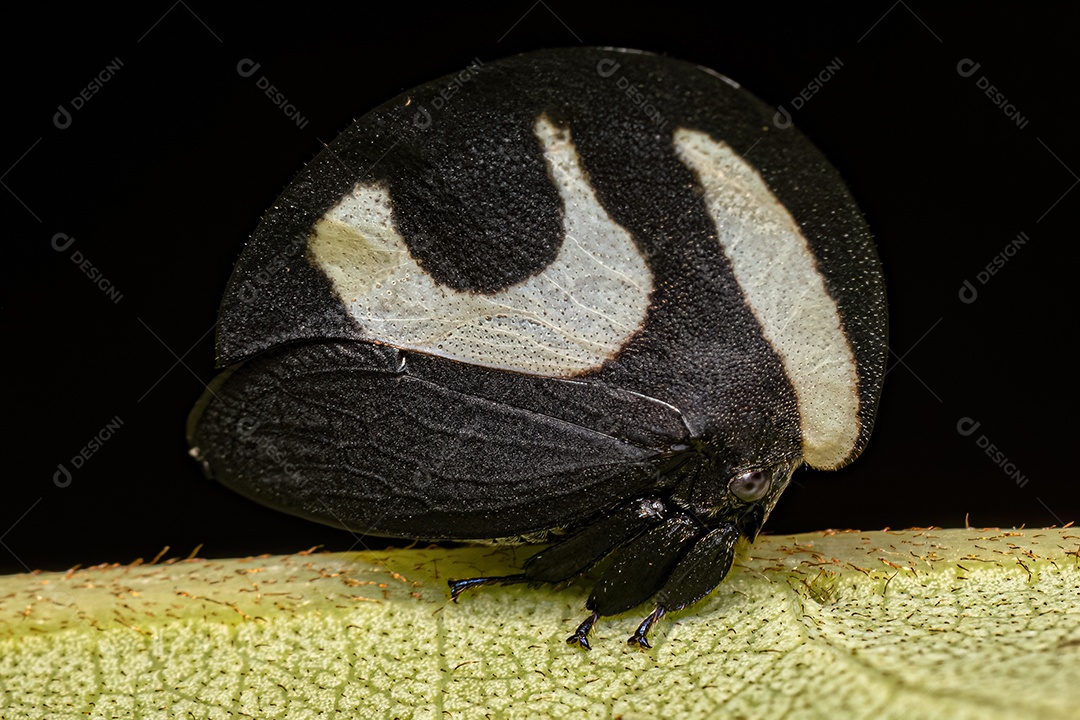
[674,128,860,469]
[309,116,653,377]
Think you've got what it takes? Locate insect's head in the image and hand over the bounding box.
[725,461,801,540]
[668,436,802,540]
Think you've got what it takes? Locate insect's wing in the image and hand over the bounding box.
[188,341,689,539]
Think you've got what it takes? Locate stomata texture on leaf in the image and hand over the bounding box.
[1,529,1077,718]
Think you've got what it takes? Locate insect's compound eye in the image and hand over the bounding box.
[729,470,771,503]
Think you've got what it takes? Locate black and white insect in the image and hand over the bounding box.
[188,47,887,649]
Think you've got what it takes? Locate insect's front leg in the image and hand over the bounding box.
[628,523,740,648]
[447,495,667,603]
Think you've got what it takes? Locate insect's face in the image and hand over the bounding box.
[665,444,801,539]
[729,463,800,540]
[728,469,773,504]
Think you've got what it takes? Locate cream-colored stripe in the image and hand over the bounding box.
[674,128,859,469]
[308,116,653,378]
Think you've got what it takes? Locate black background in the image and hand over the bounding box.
[3,3,1076,574]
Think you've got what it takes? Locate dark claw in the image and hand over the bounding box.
[447,577,485,602]
[447,574,527,602]
[628,606,666,649]
[566,611,600,650]
[567,633,592,651]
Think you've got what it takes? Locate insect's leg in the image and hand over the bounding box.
[448,574,528,601]
[570,513,700,649]
[566,611,600,650]
[627,606,666,648]
[628,523,740,648]
[525,496,666,583]
[448,496,666,602]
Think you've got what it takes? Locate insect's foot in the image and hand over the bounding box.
[628,606,666,649]
[566,611,600,650]
[447,574,526,602]
[447,577,482,601]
